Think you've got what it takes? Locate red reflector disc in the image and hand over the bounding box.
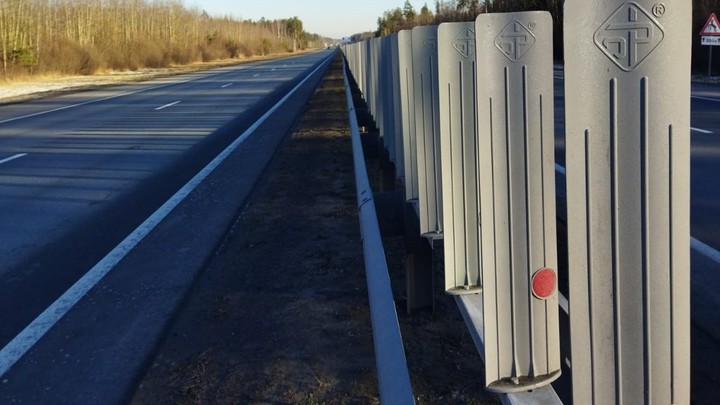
[532,268,556,299]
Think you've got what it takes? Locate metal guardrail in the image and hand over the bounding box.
[342,59,416,405]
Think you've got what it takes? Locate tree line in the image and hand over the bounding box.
[0,0,324,80]
[375,0,718,72]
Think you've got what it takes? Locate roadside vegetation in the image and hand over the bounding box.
[0,0,326,81]
[370,0,720,72]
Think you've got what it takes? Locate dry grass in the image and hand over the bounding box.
[0,49,319,104]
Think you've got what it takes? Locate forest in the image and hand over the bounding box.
[0,0,324,80]
[375,0,720,73]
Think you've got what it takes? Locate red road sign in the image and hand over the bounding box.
[701,13,720,36]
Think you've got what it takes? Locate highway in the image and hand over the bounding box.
[0,49,335,403]
[1,54,718,402]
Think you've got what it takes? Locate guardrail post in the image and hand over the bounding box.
[412,25,444,238]
[475,11,561,393]
[398,29,419,203]
[564,2,691,404]
[390,33,405,189]
[438,22,482,295]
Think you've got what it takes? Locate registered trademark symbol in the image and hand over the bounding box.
[653,3,666,17]
[528,21,536,30]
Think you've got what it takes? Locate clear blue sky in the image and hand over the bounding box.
[182,0,429,39]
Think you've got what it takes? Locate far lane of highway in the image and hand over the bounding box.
[0,50,333,352]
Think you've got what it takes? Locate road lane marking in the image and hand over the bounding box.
[0,52,334,378]
[0,66,252,125]
[692,95,720,103]
[253,73,260,77]
[0,81,193,125]
[155,100,181,110]
[221,83,234,88]
[559,292,569,315]
[691,127,714,134]
[555,164,720,264]
[692,237,720,265]
[0,153,27,165]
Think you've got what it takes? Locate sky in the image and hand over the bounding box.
[182,0,429,39]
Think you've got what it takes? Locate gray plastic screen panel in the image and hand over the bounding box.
[381,36,396,164]
[564,2,691,404]
[475,12,560,393]
[371,38,380,125]
[438,22,482,295]
[364,40,373,121]
[412,25,443,237]
[398,30,418,201]
[390,34,405,179]
[379,37,393,159]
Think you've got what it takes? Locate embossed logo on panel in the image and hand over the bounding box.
[594,3,664,72]
[424,38,438,54]
[494,21,535,62]
[453,28,476,58]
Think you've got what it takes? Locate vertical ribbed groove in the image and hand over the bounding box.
[522,66,535,376]
[458,62,470,287]
[610,77,622,405]
[447,82,458,284]
[540,92,550,369]
[473,60,482,286]
[429,56,440,232]
[420,72,430,227]
[504,66,518,376]
[641,77,651,404]
[490,96,502,374]
[668,124,676,403]
[539,93,547,265]
[407,68,416,198]
[585,129,596,405]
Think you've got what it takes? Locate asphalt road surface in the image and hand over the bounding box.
[0,49,335,403]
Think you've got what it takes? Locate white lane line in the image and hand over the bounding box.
[0,52,334,378]
[0,153,27,165]
[253,73,260,78]
[221,83,234,88]
[555,164,720,264]
[692,237,720,264]
[692,95,720,103]
[0,78,201,125]
[155,100,181,111]
[559,292,569,315]
[691,127,714,134]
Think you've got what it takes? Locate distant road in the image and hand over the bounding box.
[0,49,334,403]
